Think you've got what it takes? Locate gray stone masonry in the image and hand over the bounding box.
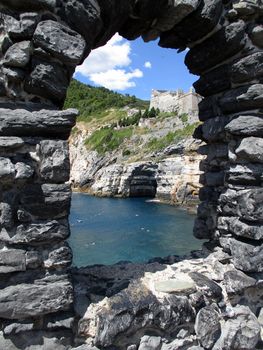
[0,0,262,348]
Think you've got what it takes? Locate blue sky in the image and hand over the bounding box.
[74,34,198,101]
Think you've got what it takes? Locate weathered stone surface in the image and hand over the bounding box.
[43,243,72,269]
[189,272,223,302]
[195,306,221,348]
[15,162,34,180]
[4,41,32,68]
[25,59,69,104]
[161,338,197,350]
[78,281,195,347]
[154,278,196,294]
[225,115,263,137]
[185,21,246,74]
[219,188,263,222]
[0,202,14,229]
[159,0,223,49]
[194,65,230,97]
[0,249,26,274]
[213,306,261,350]
[138,335,162,350]
[0,330,73,350]
[1,219,70,246]
[33,21,86,65]
[38,140,70,183]
[218,216,263,240]
[221,237,263,272]
[0,157,15,182]
[235,137,263,163]
[3,13,40,40]
[204,171,225,187]
[0,108,77,138]
[0,34,12,55]
[231,52,263,84]
[201,117,228,142]
[93,0,132,48]
[0,137,24,151]
[250,24,263,48]
[58,0,103,51]
[142,0,201,42]
[226,163,263,186]
[0,0,56,11]
[19,184,71,220]
[223,270,256,294]
[0,274,73,319]
[219,84,263,114]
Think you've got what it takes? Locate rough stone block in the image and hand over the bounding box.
[0,0,56,11]
[223,270,256,295]
[33,20,86,65]
[231,52,263,84]
[138,335,162,350]
[0,274,73,319]
[43,243,72,269]
[249,24,263,48]
[4,41,32,68]
[195,306,221,348]
[213,305,261,349]
[0,108,77,138]
[0,249,26,274]
[225,115,263,137]
[58,0,103,50]
[142,0,200,42]
[220,237,263,272]
[185,21,246,74]
[25,59,69,104]
[0,137,24,151]
[219,188,263,222]
[0,157,15,183]
[219,84,263,114]
[201,117,228,142]
[194,65,230,97]
[15,162,34,180]
[226,163,263,186]
[1,219,70,246]
[38,140,70,183]
[19,184,71,220]
[218,216,263,240]
[159,0,223,49]
[235,137,263,163]
[0,202,14,229]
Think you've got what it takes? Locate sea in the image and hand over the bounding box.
[68,193,203,267]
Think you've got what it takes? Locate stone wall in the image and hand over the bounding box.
[0,0,262,349]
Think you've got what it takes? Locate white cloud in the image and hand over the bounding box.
[75,34,143,90]
[144,61,152,69]
[89,69,143,90]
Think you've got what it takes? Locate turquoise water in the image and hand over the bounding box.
[69,193,202,267]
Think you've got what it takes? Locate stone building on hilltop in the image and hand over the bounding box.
[150,87,202,121]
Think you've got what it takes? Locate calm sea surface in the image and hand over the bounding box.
[69,193,202,267]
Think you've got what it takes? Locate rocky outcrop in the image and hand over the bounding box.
[70,125,203,207]
[72,248,262,349]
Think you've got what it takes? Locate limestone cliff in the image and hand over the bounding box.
[69,111,204,207]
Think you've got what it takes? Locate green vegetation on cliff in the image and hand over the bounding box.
[146,122,199,152]
[64,79,149,122]
[85,127,133,155]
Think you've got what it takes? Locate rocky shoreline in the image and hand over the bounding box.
[70,132,204,208]
[71,246,263,350]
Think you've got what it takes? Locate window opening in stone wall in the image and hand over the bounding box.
[65,36,204,267]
